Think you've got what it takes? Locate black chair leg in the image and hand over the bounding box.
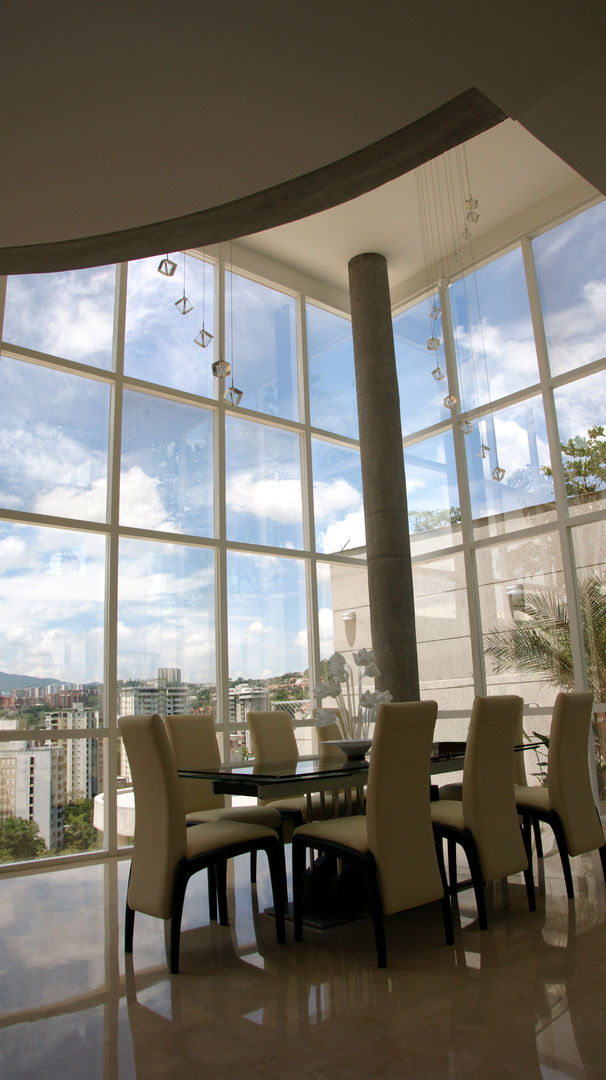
[125,903,135,953]
[533,818,543,857]
[215,859,229,925]
[266,842,287,944]
[551,816,574,899]
[435,841,454,945]
[447,837,458,894]
[463,836,487,930]
[292,837,307,942]
[598,844,606,884]
[362,862,386,968]
[170,873,188,975]
[207,864,217,921]
[250,849,257,884]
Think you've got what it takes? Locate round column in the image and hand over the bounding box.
[348,252,419,701]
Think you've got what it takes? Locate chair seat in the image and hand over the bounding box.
[294,814,369,854]
[185,819,278,858]
[430,800,465,830]
[186,805,281,829]
[514,784,551,812]
[438,782,463,801]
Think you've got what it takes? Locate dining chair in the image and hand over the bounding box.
[431,695,535,930]
[119,713,286,973]
[515,691,606,898]
[246,710,309,835]
[292,700,453,967]
[316,716,365,814]
[165,712,283,883]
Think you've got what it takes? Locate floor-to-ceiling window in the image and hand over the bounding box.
[1,197,605,868]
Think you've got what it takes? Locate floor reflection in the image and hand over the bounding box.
[1,847,606,1078]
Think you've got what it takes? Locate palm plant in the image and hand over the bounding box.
[484,572,606,701]
[484,572,606,794]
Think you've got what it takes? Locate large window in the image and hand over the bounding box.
[1,197,606,867]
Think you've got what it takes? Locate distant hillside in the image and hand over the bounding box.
[0,671,61,693]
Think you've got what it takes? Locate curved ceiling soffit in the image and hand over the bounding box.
[0,88,506,276]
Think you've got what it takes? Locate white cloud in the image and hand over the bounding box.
[319,510,366,554]
[119,467,176,531]
[313,478,361,521]
[226,471,302,523]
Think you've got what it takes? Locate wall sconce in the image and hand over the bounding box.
[341,610,356,646]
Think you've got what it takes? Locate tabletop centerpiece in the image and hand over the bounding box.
[313,648,392,758]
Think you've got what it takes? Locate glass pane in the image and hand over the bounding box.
[451,247,538,409]
[571,520,606,798]
[405,430,460,549]
[393,298,452,434]
[3,265,115,370]
[533,201,606,376]
[0,357,110,521]
[0,522,105,684]
[0,736,104,860]
[226,271,298,420]
[307,303,357,438]
[124,254,215,398]
[225,416,303,549]
[466,396,554,534]
[553,370,606,516]
[117,538,215,691]
[120,390,213,537]
[478,534,565,707]
[318,559,371,663]
[413,552,474,720]
[227,552,309,756]
[312,439,364,554]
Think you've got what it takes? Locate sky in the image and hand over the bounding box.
[1,203,605,687]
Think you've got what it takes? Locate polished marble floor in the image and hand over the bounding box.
[1,839,605,1079]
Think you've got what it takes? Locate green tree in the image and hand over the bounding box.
[543,426,606,498]
[0,817,47,862]
[484,573,606,699]
[62,797,100,853]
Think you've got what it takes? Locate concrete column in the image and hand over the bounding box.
[348,252,419,701]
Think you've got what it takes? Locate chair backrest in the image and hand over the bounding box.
[164,713,224,814]
[247,710,299,762]
[315,712,346,761]
[513,703,528,786]
[462,695,527,882]
[119,714,187,919]
[548,691,603,856]
[366,700,443,916]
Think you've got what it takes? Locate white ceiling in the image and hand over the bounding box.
[237,121,597,299]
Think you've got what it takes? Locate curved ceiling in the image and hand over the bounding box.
[1,1,605,273]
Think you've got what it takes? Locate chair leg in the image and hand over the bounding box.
[599,844,606,885]
[207,864,217,921]
[125,903,135,953]
[265,841,286,945]
[533,817,543,858]
[362,861,386,968]
[523,860,536,912]
[435,840,454,945]
[550,815,574,899]
[215,859,229,925]
[170,872,188,975]
[292,837,307,942]
[250,849,257,884]
[462,835,487,930]
[447,837,458,894]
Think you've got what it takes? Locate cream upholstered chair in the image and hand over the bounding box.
[247,710,309,832]
[292,700,453,967]
[165,713,282,884]
[515,691,606,898]
[119,713,286,973]
[431,695,535,930]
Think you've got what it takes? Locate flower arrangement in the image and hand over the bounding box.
[313,649,392,741]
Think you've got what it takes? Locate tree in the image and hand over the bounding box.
[484,573,606,794]
[62,797,100,854]
[484,573,606,700]
[0,817,47,863]
[543,426,606,498]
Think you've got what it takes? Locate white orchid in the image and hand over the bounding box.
[313,647,391,742]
